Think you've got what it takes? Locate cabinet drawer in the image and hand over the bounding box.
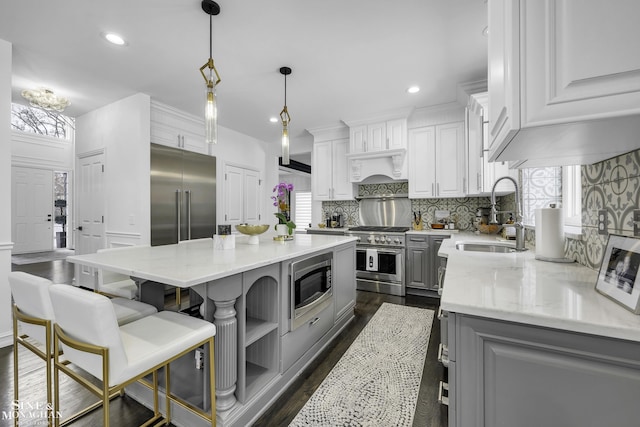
[407,235,428,247]
[281,301,334,373]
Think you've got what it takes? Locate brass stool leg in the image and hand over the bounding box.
[165,364,171,425]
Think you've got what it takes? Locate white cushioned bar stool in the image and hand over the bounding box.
[49,284,217,427]
[8,272,158,427]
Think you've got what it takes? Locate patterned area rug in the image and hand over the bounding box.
[290,303,434,427]
[11,249,75,265]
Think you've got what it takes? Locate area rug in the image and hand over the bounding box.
[289,303,434,427]
[11,249,75,265]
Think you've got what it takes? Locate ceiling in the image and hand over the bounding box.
[0,0,488,157]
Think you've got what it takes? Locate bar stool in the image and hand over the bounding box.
[8,272,158,427]
[95,247,142,299]
[49,284,216,427]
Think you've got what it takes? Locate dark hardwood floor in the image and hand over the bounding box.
[4,260,448,426]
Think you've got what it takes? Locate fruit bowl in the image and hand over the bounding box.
[478,224,502,234]
[235,224,269,244]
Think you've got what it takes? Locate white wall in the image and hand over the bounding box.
[0,39,13,347]
[75,93,151,247]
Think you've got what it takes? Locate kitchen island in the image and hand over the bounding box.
[67,234,357,427]
[438,235,640,427]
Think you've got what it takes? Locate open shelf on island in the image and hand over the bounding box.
[245,329,278,400]
[245,317,278,347]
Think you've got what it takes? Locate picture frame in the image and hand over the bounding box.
[595,234,640,314]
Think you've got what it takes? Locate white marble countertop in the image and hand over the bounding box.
[439,233,640,343]
[67,234,356,288]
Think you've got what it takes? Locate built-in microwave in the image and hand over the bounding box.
[290,252,333,330]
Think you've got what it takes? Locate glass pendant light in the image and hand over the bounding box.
[279,66,292,165]
[200,0,221,144]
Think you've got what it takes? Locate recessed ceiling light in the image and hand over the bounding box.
[407,86,420,94]
[103,32,127,46]
[269,117,278,123]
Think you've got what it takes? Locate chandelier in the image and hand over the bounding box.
[21,88,70,112]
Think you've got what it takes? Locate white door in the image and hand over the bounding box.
[76,152,105,287]
[12,167,54,254]
[243,168,261,223]
[224,164,244,224]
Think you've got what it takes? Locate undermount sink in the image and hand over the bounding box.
[455,242,517,253]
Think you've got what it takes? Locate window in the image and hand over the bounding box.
[294,191,312,231]
[562,165,582,227]
[11,103,74,140]
[521,166,581,229]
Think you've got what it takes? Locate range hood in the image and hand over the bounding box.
[346,148,407,182]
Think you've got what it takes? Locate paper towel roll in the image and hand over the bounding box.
[535,208,565,260]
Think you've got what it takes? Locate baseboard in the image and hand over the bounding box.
[0,330,13,348]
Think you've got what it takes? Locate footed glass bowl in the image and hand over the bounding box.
[235,224,269,244]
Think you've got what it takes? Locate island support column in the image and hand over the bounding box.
[198,274,243,415]
[213,299,237,410]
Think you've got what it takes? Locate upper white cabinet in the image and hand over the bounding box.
[408,121,466,199]
[346,114,409,154]
[313,138,354,201]
[349,119,407,153]
[309,126,355,201]
[151,101,209,155]
[488,0,640,166]
[467,92,517,196]
[224,164,262,225]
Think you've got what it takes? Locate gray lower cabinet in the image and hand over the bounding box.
[280,242,356,373]
[406,234,449,295]
[448,313,640,427]
[334,242,356,321]
[406,235,429,291]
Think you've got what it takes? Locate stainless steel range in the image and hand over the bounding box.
[347,195,411,296]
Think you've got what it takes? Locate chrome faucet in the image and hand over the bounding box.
[490,176,526,251]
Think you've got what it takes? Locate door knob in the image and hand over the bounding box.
[77,226,83,231]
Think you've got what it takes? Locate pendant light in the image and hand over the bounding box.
[199,0,221,144]
[279,66,292,165]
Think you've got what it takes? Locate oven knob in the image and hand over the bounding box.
[374,236,380,243]
[386,237,392,243]
[367,236,374,243]
[394,238,400,244]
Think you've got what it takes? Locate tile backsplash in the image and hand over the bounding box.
[321,182,506,231]
[567,149,640,270]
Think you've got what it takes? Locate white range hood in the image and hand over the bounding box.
[346,148,407,183]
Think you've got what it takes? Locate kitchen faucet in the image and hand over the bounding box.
[490,176,526,251]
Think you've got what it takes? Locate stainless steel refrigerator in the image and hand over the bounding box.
[151,143,216,246]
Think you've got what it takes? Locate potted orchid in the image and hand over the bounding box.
[272,182,296,235]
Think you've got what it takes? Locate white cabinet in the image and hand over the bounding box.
[488,0,640,166]
[408,122,466,199]
[349,118,407,153]
[312,138,355,201]
[467,92,517,196]
[150,101,209,155]
[224,164,261,225]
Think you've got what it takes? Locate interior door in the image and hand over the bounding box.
[243,168,260,223]
[76,152,105,287]
[11,166,54,254]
